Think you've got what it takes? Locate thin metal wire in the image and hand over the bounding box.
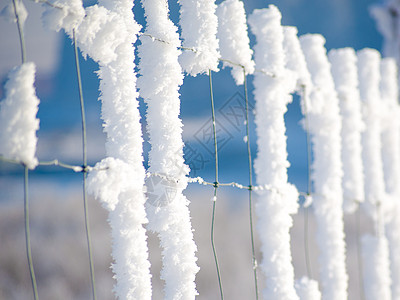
[301,85,313,279]
[140,33,276,79]
[12,1,39,298]
[73,29,97,300]
[243,68,259,300]
[24,165,39,300]
[12,0,26,63]
[355,204,366,300]
[208,69,224,300]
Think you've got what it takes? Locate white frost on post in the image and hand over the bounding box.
[295,277,321,300]
[87,158,151,300]
[178,0,219,75]
[300,34,348,300]
[216,0,254,85]
[283,26,313,95]
[328,48,365,214]
[248,6,299,300]
[361,234,392,300]
[380,57,400,300]
[42,0,85,36]
[44,1,153,298]
[138,0,199,298]
[357,49,387,220]
[0,63,40,169]
[380,58,400,198]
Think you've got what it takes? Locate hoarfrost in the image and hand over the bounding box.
[361,234,392,300]
[178,0,220,75]
[357,48,387,219]
[328,48,365,214]
[295,277,321,300]
[300,33,348,300]
[216,0,254,85]
[248,6,299,300]
[0,63,40,169]
[138,0,199,297]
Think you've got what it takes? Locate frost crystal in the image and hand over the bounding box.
[0,63,40,169]
[295,277,321,300]
[178,0,220,75]
[216,0,254,85]
[43,0,153,298]
[138,0,199,297]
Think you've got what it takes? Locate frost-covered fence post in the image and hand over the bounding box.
[357,49,387,223]
[379,57,400,300]
[137,0,199,298]
[248,6,300,300]
[178,0,223,297]
[328,48,365,214]
[357,48,392,300]
[216,0,259,298]
[82,1,153,298]
[42,0,153,298]
[300,34,348,300]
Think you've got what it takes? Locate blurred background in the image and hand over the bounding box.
[0,0,383,299]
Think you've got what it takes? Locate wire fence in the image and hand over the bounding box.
[0,1,384,300]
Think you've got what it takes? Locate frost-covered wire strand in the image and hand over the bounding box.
[208,69,224,300]
[243,67,259,300]
[73,29,97,300]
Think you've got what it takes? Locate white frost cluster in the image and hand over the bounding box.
[283,26,313,94]
[357,49,387,219]
[0,63,40,169]
[75,5,137,65]
[300,34,348,300]
[87,158,151,300]
[138,0,199,298]
[361,234,392,300]
[295,277,321,300]
[42,0,85,36]
[178,0,220,75]
[380,58,400,198]
[216,0,254,85]
[248,6,299,300]
[328,48,365,214]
